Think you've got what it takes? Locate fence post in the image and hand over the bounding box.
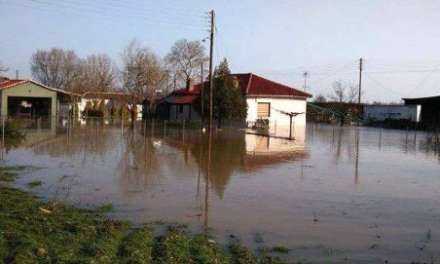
[121,117,124,136]
[2,116,5,148]
[182,119,186,142]
[164,120,167,136]
[152,119,155,137]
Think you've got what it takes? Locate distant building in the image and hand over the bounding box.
[363,104,421,122]
[403,95,440,127]
[77,91,142,119]
[158,73,312,129]
[0,78,72,118]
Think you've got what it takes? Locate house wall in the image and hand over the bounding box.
[246,97,307,127]
[169,104,201,121]
[78,98,110,114]
[1,82,58,117]
[246,97,307,139]
[363,105,420,122]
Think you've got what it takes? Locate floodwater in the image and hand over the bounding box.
[2,120,440,263]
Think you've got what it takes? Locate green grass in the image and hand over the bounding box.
[0,165,293,264]
[27,180,42,188]
[97,203,115,213]
[271,246,290,254]
[0,166,27,182]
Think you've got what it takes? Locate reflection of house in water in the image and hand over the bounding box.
[18,119,59,148]
[244,132,308,172]
[161,129,308,198]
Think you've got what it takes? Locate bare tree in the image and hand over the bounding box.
[30,48,80,91]
[328,81,358,103]
[314,94,327,103]
[165,39,206,89]
[74,54,118,94]
[122,40,169,118]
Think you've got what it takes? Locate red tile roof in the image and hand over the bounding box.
[165,95,198,104]
[0,79,27,89]
[235,73,312,98]
[0,79,72,95]
[165,73,311,104]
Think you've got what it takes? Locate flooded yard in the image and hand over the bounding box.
[2,120,440,263]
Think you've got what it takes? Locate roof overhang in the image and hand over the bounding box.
[403,95,440,104]
[0,79,75,96]
[246,94,310,100]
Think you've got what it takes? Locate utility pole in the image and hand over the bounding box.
[357,58,363,126]
[358,58,363,105]
[303,71,308,92]
[200,62,204,126]
[208,10,215,130]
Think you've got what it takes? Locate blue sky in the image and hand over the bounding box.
[1,0,440,102]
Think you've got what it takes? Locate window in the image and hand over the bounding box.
[179,105,184,114]
[257,102,270,118]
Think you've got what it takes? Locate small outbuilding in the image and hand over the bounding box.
[363,104,421,122]
[0,79,72,118]
[403,95,440,127]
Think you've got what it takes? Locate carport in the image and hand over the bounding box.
[7,97,52,117]
[0,79,71,117]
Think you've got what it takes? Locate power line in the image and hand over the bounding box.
[7,0,206,30]
[64,0,208,24]
[364,73,403,98]
[364,69,440,74]
[310,61,358,86]
[105,0,207,18]
[405,65,440,96]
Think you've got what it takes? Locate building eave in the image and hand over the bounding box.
[246,94,310,100]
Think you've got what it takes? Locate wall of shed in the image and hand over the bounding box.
[363,105,421,122]
[169,104,201,121]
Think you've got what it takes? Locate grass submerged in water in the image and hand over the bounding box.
[0,169,290,264]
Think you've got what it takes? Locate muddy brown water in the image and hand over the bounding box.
[2,120,440,263]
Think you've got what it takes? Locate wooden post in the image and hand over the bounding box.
[182,119,185,142]
[208,10,215,130]
[289,115,293,140]
[2,116,5,150]
[164,120,167,136]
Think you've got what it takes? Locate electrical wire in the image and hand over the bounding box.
[6,0,206,30]
[364,73,403,98]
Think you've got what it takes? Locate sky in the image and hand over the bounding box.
[1,0,440,103]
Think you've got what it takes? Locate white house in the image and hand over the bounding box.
[77,91,143,120]
[158,73,312,135]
